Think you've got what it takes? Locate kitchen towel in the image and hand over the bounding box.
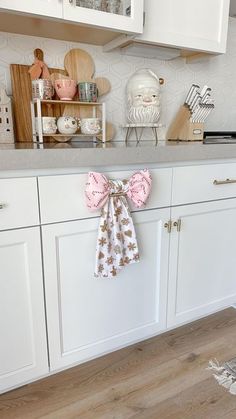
[85,170,152,278]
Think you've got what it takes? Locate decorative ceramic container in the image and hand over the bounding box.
[32,79,54,100]
[81,118,101,135]
[54,79,77,100]
[57,116,78,135]
[35,116,57,134]
[78,82,97,102]
[126,69,162,124]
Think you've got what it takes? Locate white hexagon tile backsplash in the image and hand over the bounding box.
[1,18,236,141]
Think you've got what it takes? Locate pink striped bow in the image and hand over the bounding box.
[85,169,152,210]
[85,170,152,278]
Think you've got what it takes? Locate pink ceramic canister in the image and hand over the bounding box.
[54,79,77,100]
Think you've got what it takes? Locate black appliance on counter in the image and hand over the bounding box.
[204,131,236,144]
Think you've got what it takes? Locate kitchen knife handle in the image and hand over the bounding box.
[213,178,236,185]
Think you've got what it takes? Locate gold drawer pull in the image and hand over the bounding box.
[173,219,182,232]
[164,220,172,233]
[213,178,236,185]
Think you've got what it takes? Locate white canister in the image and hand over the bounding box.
[35,117,57,134]
[57,116,78,135]
[81,118,101,135]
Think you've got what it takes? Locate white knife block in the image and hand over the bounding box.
[167,105,204,141]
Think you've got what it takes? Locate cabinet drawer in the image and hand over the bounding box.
[38,168,172,224]
[0,177,39,230]
[172,163,236,205]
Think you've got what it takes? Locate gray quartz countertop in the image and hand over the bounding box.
[1,140,236,171]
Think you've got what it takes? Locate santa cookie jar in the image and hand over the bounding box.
[126,69,164,124]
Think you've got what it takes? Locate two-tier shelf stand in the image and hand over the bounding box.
[31,98,106,143]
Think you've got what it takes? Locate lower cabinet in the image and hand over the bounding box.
[167,198,236,328]
[4,166,236,392]
[0,227,48,393]
[42,208,170,370]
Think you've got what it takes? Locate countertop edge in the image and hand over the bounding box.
[2,143,236,171]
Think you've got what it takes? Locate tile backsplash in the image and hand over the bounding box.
[1,18,236,140]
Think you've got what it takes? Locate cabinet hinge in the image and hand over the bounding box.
[164,220,172,233]
[173,219,182,232]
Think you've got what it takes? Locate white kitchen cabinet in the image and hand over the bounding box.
[172,162,236,206]
[63,0,143,34]
[0,227,48,393]
[42,208,169,371]
[0,0,63,19]
[105,0,230,56]
[38,168,172,224]
[167,198,236,328]
[0,0,143,36]
[0,177,39,231]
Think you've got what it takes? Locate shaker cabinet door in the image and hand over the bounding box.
[0,0,63,19]
[0,227,48,393]
[167,198,236,328]
[42,208,169,371]
[63,0,144,34]
[139,0,230,54]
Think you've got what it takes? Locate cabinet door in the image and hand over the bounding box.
[0,228,48,393]
[167,199,236,328]
[63,0,143,34]
[42,208,169,370]
[0,0,63,19]
[138,0,230,54]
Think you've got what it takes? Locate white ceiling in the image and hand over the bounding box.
[230,0,236,16]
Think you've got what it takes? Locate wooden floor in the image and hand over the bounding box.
[1,308,236,419]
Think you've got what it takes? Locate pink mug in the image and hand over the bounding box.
[55,79,77,100]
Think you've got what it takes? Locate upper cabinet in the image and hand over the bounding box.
[143,0,230,54]
[104,0,230,57]
[0,0,63,19]
[0,0,144,38]
[63,0,144,34]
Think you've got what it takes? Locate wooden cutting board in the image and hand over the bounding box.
[10,64,67,142]
[60,48,113,141]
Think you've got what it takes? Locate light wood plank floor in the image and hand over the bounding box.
[1,308,236,419]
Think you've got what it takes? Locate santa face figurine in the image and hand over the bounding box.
[126,69,163,124]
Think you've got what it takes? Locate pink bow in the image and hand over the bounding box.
[85,169,152,210]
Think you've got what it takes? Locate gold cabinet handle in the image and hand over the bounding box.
[164,220,172,233]
[213,178,236,185]
[173,219,181,232]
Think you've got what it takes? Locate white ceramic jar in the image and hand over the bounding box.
[81,118,101,135]
[57,117,78,135]
[126,69,162,124]
[35,116,57,134]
